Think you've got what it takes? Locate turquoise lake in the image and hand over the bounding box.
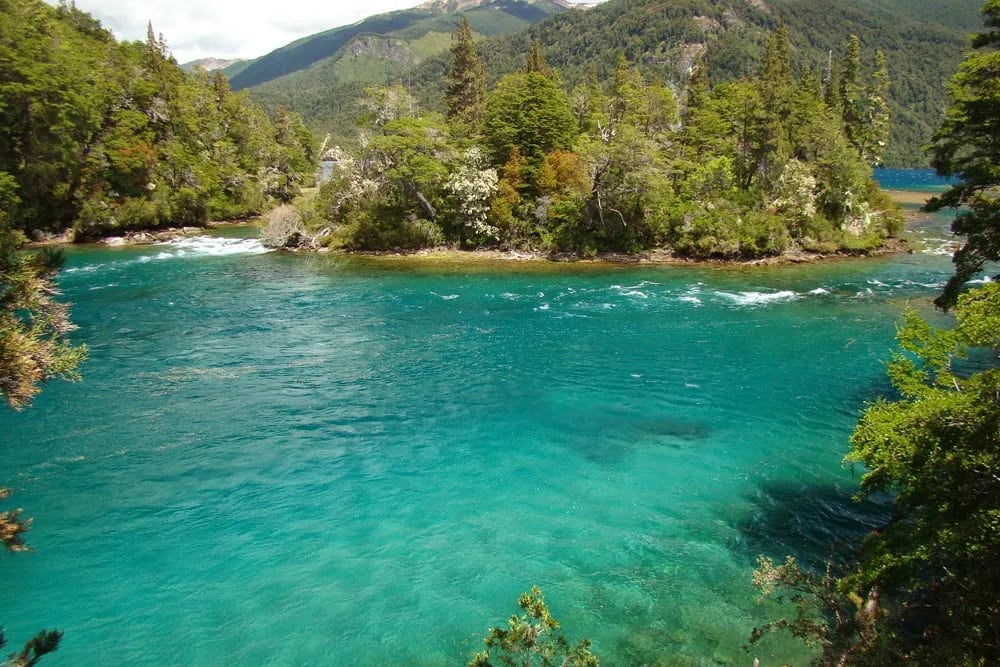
[1,173,968,664]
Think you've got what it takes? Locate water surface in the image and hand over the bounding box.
[1,182,968,665]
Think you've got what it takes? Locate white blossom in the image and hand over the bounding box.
[446,147,499,240]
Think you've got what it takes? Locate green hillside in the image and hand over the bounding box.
[225,0,566,91]
[238,0,980,166]
[403,0,981,166]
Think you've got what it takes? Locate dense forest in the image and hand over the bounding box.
[240,0,979,167]
[273,23,900,259]
[0,0,315,241]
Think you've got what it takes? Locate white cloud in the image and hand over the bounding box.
[49,0,436,63]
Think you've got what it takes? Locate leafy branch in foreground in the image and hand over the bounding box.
[0,205,78,665]
[470,586,599,667]
[0,490,63,667]
[750,282,1000,664]
[749,556,879,665]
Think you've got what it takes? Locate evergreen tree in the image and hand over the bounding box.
[445,17,487,128]
[482,72,576,178]
[469,587,599,667]
[840,35,864,154]
[0,203,86,409]
[758,24,795,187]
[862,50,891,166]
[526,39,550,78]
[925,0,1000,308]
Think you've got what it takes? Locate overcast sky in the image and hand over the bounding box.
[50,0,595,64]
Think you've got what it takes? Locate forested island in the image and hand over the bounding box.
[271,23,901,259]
[2,0,1000,665]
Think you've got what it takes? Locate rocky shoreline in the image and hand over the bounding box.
[336,236,911,267]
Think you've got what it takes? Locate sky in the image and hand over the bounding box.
[51,0,597,65]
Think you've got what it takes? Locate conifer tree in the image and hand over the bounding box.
[862,50,891,166]
[445,17,486,128]
[759,24,795,186]
[526,39,550,78]
[840,36,865,156]
[926,0,1000,308]
[683,55,710,119]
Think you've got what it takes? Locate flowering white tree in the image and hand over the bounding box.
[446,147,498,241]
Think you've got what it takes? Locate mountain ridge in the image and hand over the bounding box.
[224,0,572,91]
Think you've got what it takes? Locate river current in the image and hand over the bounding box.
[0,171,970,664]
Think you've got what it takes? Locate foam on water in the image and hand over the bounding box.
[154,236,271,257]
[714,289,800,306]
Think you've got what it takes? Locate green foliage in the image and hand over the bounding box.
[469,586,599,667]
[396,0,974,167]
[0,223,86,409]
[753,283,1000,664]
[844,283,1000,663]
[483,72,576,173]
[925,0,1000,309]
[0,0,314,240]
[309,37,896,258]
[749,556,878,665]
[446,18,487,129]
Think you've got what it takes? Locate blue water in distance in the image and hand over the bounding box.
[0,178,967,665]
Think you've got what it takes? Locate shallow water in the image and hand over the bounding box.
[0,179,970,665]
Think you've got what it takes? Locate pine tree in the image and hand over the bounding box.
[926,0,1000,308]
[445,17,486,128]
[758,24,795,187]
[862,50,891,166]
[840,36,864,156]
[526,39,550,78]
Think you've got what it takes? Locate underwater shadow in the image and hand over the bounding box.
[730,479,892,571]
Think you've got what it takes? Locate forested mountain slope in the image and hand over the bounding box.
[400,0,982,166]
[224,0,568,92]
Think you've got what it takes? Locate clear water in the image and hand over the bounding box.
[0,185,966,665]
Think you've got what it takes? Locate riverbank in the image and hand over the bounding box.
[27,218,260,247]
[29,188,926,267]
[339,236,910,267]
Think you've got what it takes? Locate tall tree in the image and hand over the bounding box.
[526,39,550,78]
[758,24,795,187]
[862,50,891,166]
[925,0,1000,309]
[482,72,576,178]
[445,17,486,128]
[840,36,864,155]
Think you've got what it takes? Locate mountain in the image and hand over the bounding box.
[233,0,981,166]
[180,57,244,72]
[399,0,982,166]
[224,0,571,91]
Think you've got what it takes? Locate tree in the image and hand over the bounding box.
[925,0,1000,309]
[840,36,864,156]
[751,283,1000,664]
[482,72,576,179]
[469,586,599,667]
[843,282,1000,662]
[445,17,486,129]
[526,39,550,78]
